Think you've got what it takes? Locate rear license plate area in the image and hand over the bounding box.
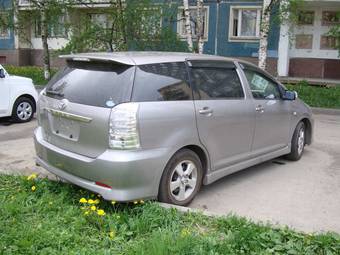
[50,115,80,141]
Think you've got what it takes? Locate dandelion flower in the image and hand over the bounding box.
[90,205,96,211]
[97,209,105,216]
[94,199,100,204]
[140,200,145,204]
[84,211,89,215]
[111,200,116,205]
[79,198,87,203]
[133,201,138,205]
[88,199,95,204]
[109,230,116,239]
[180,228,191,237]
[31,186,36,191]
[27,173,37,181]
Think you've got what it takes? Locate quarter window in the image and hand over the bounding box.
[243,69,281,100]
[190,67,244,99]
[132,62,192,102]
[229,7,261,40]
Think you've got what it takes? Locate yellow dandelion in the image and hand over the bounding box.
[79,198,87,203]
[31,186,36,191]
[140,200,145,204]
[27,173,37,181]
[94,199,100,204]
[111,200,116,205]
[109,230,116,239]
[180,228,191,237]
[84,211,89,215]
[88,199,95,204]
[133,201,138,205]
[97,209,105,216]
[90,205,96,211]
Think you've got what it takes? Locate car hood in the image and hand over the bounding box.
[9,75,33,83]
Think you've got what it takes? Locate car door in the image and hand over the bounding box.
[188,60,255,171]
[241,65,291,155]
[0,65,10,116]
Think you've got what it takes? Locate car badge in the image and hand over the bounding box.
[57,99,68,111]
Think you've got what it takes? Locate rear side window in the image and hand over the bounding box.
[190,67,244,99]
[132,62,192,102]
[45,61,135,108]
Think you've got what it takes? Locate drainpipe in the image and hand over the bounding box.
[214,0,220,55]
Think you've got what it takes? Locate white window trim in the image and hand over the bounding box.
[228,6,262,42]
[0,28,10,39]
[177,6,210,42]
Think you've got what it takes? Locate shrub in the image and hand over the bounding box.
[4,65,57,86]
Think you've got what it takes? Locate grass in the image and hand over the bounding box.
[286,82,340,109]
[4,65,57,86]
[0,175,339,254]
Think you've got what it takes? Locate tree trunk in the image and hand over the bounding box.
[196,0,204,54]
[41,8,51,80]
[258,0,272,70]
[183,0,193,51]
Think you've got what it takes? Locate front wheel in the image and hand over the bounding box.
[12,97,35,123]
[158,149,203,206]
[286,122,305,161]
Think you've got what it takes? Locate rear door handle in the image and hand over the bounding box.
[199,107,213,115]
[255,105,265,113]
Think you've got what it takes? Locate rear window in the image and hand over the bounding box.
[132,62,192,102]
[45,61,135,108]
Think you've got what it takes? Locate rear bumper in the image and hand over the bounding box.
[34,127,170,201]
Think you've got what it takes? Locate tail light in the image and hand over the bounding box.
[109,103,140,150]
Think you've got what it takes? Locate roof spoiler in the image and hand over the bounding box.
[59,54,135,66]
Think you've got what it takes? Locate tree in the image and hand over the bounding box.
[327,12,340,55]
[182,0,193,51]
[60,0,188,54]
[258,0,304,70]
[196,0,204,54]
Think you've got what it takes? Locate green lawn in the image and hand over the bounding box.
[0,175,339,254]
[286,83,340,109]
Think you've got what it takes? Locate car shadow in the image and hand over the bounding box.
[0,117,14,126]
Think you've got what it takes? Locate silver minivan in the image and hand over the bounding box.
[34,52,313,206]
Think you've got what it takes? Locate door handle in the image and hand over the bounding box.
[255,105,265,113]
[199,107,213,115]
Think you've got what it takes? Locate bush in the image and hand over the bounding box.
[4,65,57,86]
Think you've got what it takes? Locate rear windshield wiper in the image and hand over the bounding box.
[46,90,64,97]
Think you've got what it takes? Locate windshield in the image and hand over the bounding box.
[45,61,135,108]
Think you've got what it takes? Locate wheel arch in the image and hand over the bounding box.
[12,94,37,113]
[300,117,312,145]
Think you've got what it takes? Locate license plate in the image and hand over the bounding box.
[51,116,80,141]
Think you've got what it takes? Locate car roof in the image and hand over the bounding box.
[60,51,242,66]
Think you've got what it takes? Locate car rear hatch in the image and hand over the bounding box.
[37,59,135,158]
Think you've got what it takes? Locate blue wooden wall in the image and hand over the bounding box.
[0,0,14,50]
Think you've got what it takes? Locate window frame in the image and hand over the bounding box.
[187,60,246,101]
[241,64,284,101]
[229,6,262,42]
[34,15,67,39]
[177,5,210,41]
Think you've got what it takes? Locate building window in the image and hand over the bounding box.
[297,11,315,25]
[34,15,67,38]
[229,6,261,41]
[320,35,339,50]
[89,13,112,29]
[295,34,313,49]
[177,6,209,40]
[322,11,340,26]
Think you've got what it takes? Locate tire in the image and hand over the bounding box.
[286,122,305,161]
[158,149,203,206]
[11,97,35,123]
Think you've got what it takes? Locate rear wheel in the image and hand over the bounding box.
[286,122,305,161]
[158,149,203,206]
[12,97,34,123]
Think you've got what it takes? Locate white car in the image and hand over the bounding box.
[0,64,38,123]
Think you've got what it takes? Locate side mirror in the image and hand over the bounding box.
[0,69,5,78]
[282,90,297,101]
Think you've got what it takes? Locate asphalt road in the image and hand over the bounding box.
[0,113,339,233]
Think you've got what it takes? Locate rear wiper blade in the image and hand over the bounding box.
[46,90,64,97]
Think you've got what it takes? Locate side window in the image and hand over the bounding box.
[243,69,281,100]
[190,67,244,99]
[132,62,192,102]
